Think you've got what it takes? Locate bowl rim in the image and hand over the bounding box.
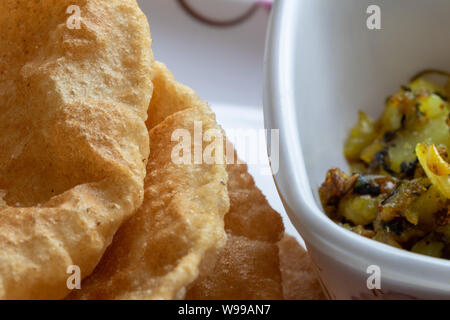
[263,0,450,292]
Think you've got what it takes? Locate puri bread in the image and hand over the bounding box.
[277,235,326,300]
[186,154,325,300]
[69,62,324,300]
[0,0,153,299]
[67,62,229,299]
[186,154,285,299]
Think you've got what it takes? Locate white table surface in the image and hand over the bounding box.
[138,0,302,244]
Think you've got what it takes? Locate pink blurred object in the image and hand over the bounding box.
[256,0,273,10]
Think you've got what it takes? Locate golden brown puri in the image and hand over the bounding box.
[224,154,285,243]
[186,157,326,300]
[186,157,285,300]
[146,61,211,130]
[0,0,153,299]
[150,66,324,299]
[186,234,283,300]
[68,63,229,300]
[277,236,326,300]
[70,62,324,300]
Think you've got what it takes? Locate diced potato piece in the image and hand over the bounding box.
[379,101,404,133]
[406,185,447,227]
[360,140,383,164]
[388,117,450,173]
[379,178,428,221]
[338,195,378,226]
[344,112,377,161]
[411,238,444,258]
[419,94,448,119]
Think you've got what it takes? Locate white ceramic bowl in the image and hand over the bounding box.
[264,0,450,299]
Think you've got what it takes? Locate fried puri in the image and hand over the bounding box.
[68,62,229,299]
[186,155,285,299]
[186,156,325,300]
[70,62,324,300]
[278,235,326,300]
[0,0,153,299]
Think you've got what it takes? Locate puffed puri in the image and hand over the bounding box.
[0,0,153,299]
